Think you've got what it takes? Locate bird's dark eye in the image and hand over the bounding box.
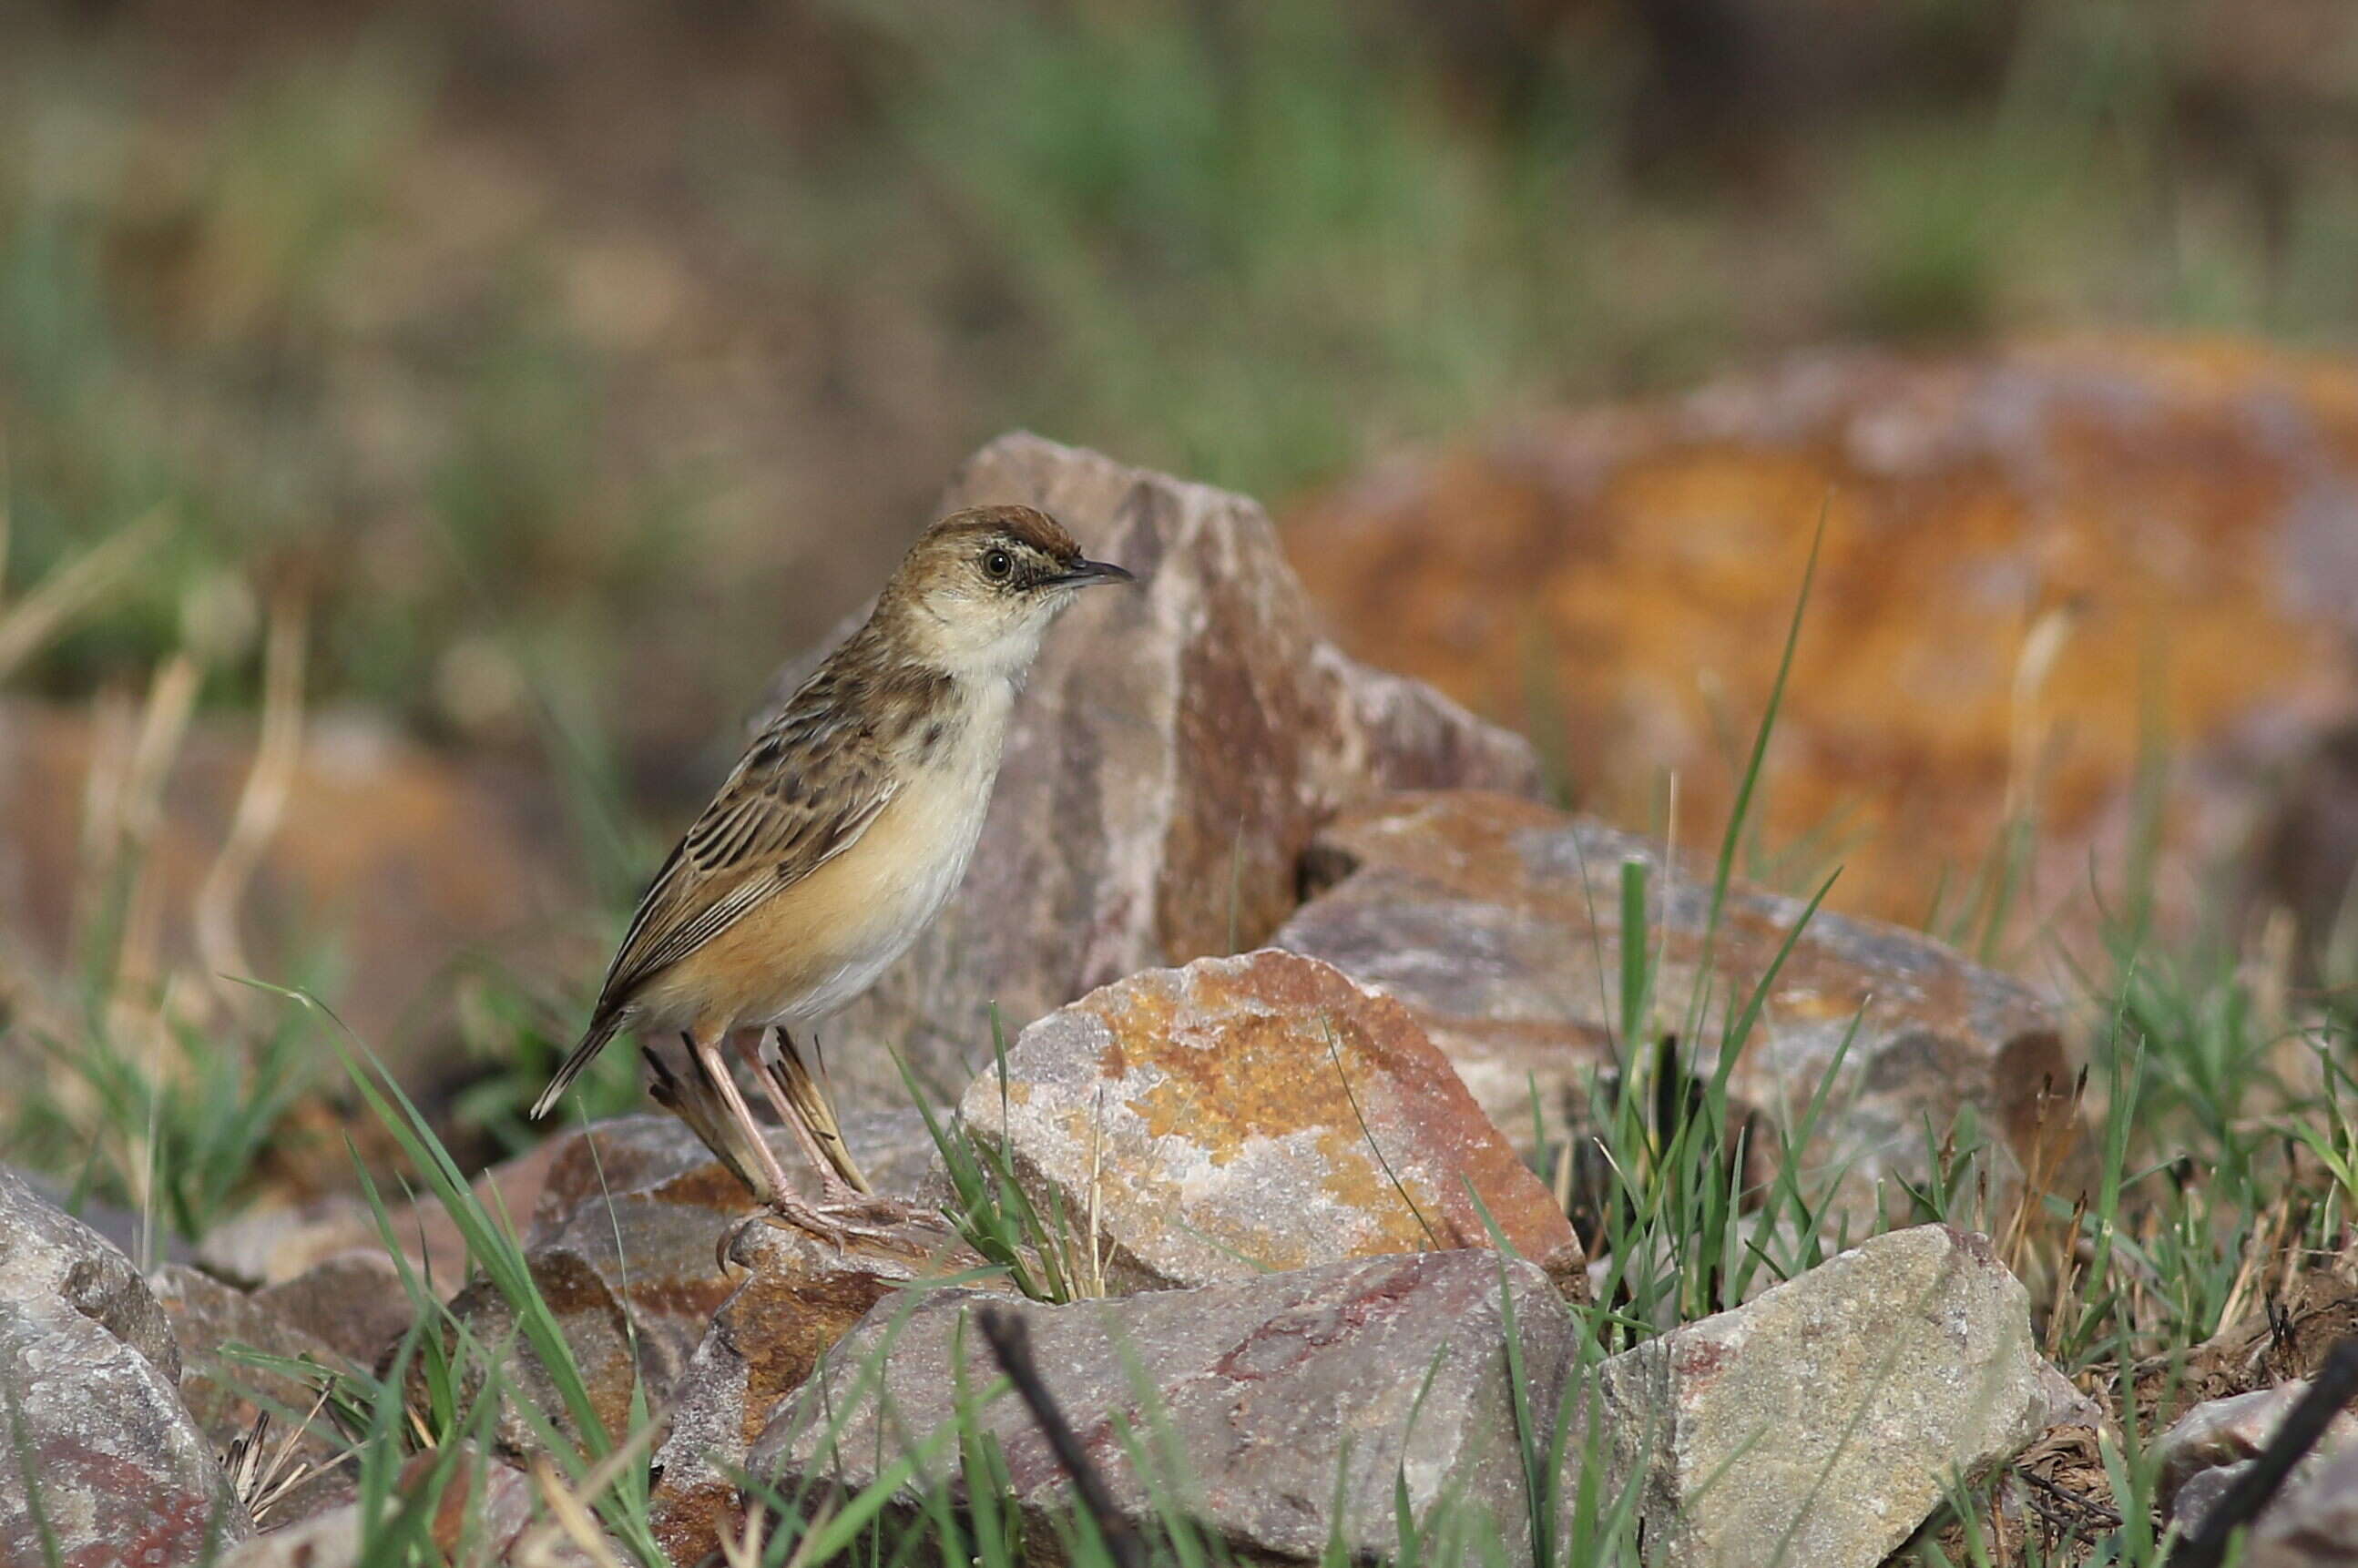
[982,547,1015,582]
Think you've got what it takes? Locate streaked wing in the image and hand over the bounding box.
[593,687,898,1010]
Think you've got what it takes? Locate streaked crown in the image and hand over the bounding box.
[888,504,1131,602]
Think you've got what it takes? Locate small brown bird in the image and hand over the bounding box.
[532,504,1132,1237]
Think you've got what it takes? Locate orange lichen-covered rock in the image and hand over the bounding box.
[1274,790,2085,1224]
[1288,339,2358,947]
[648,1209,995,1566]
[963,949,1586,1297]
[440,1115,944,1456]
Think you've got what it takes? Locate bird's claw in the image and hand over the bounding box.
[756,1193,901,1250]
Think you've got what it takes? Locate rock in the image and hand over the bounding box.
[758,1250,1576,1565]
[0,1165,181,1378]
[771,433,1540,1105]
[1593,1225,2047,1568]
[2008,1384,2113,1558]
[197,1198,387,1288]
[446,1114,934,1451]
[1289,339,2358,953]
[197,1130,567,1298]
[649,1208,999,1564]
[0,1170,252,1563]
[0,1299,257,1563]
[838,1105,953,1203]
[440,1257,640,1459]
[2035,1362,2108,1433]
[2155,1381,2358,1533]
[150,1264,353,1522]
[254,1251,416,1366]
[2247,722,2358,966]
[1275,790,2085,1215]
[446,1117,747,1451]
[2241,1441,2358,1566]
[219,1502,363,1568]
[964,949,1586,1297]
[0,701,584,1080]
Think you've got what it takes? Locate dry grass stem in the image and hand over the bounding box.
[197,595,307,1015]
[115,657,201,1009]
[519,1454,629,1568]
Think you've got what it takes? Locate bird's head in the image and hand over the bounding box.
[880,504,1133,679]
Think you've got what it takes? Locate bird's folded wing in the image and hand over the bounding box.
[594,716,899,1008]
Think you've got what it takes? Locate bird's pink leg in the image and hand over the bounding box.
[688,1027,848,1242]
[739,1028,892,1221]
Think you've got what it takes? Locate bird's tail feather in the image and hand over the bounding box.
[764,1034,872,1195]
[531,1009,626,1120]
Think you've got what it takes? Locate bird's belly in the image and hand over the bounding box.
[679,758,994,1028]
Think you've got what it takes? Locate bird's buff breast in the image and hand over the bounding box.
[648,745,998,1031]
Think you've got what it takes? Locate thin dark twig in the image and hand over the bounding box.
[975,1307,1147,1568]
[2169,1336,2358,1568]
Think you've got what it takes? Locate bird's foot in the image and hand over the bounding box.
[758,1188,904,1248]
[713,1196,875,1269]
[714,1182,914,1271]
[815,1173,904,1221]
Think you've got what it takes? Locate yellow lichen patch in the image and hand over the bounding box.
[1115,968,1363,1166]
[1310,1124,1444,1250]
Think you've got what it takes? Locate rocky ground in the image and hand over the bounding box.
[7,428,2358,1566]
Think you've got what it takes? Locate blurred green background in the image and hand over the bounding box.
[8,0,2356,799]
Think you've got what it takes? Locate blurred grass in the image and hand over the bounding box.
[2,0,2355,779]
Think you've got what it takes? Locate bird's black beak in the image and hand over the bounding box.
[1056,556,1135,587]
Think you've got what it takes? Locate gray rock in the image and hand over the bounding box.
[194,1135,566,1297]
[2174,1462,2249,1545]
[1593,1225,2046,1568]
[839,1104,954,1204]
[757,1250,1575,1564]
[1275,791,2088,1223]
[441,1116,750,1452]
[253,1250,415,1366]
[218,1498,361,1568]
[0,1171,251,1563]
[964,949,1584,1297]
[2156,1381,2358,1536]
[2243,1441,2358,1565]
[771,433,1540,1105]
[0,1164,180,1379]
[2035,1362,2107,1433]
[195,1196,383,1288]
